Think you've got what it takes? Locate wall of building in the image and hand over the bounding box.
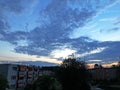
[7,64,18,90]
[0,64,54,90]
[0,64,9,78]
[90,68,117,81]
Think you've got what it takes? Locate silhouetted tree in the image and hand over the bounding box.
[56,58,91,90]
[24,84,33,90]
[116,61,120,81]
[111,61,120,81]
[118,61,120,67]
[0,74,8,90]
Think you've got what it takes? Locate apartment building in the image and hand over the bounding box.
[0,64,38,90]
[0,64,18,90]
[90,68,117,81]
[0,64,54,90]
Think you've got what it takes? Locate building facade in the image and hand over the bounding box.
[0,64,54,90]
[90,68,117,81]
[0,64,18,90]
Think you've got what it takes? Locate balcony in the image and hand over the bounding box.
[18,66,27,71]
[28,67,33,71]
[27,79,33,84]
[34,68,38,72]
[19,71,27,75]
[17,79,26,87]
[18,73,27,81]
[18,78,26,82]
[17,83,26,88]
[27,74,33,78]
[28,71,33,74]
[39,72,43,76]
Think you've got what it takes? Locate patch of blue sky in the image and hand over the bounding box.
[6,10,38,32]
[0,41,15,56]
[70,1,120,41]
[4,0,51,32]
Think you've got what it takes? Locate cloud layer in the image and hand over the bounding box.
[0,0,120,63]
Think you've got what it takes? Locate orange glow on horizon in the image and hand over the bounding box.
[87,61,119,69]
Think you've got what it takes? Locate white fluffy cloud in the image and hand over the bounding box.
[50,48,76,59]
[76,47,107,58]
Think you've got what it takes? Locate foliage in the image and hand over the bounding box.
[111,62,120,81]
[25,75,62,90]
[56,58,91,90]
[24,84,33,90]
[0,74,8,90]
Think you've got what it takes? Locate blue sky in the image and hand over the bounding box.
[0,0,120,64]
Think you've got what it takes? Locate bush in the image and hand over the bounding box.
[0,74,8,90]
[26,75,62,90]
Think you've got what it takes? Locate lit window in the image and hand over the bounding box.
[19,66,26,71]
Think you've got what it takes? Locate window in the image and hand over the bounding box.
[9,84,16,88]
[18,74,25,80]
[17,83,25,88]
[12,67,17,71]
[28,68,33,71]
[19,66,26,71]
[28,74,32,78]
[11,76,16,80]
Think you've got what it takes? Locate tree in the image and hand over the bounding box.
[118,61,120,67]
[56,58,91,90]
[116,61,120,81]
[0,74,8,90]
[31,75,61,90]
[94,64,103,69]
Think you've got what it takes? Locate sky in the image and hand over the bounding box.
[0,0,120,65]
